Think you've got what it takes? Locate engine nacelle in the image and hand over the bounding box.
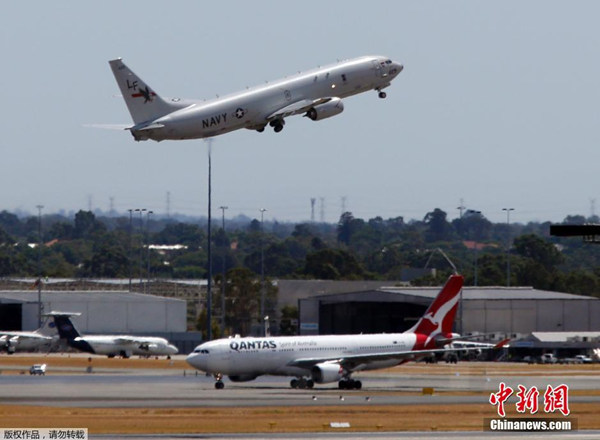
[305,98,344,121]
[311,362,344,384]
[228,374,258,382]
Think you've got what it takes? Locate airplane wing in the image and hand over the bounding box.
[0,332,52,341]
[266,97,332,120]
[288,340,509,372]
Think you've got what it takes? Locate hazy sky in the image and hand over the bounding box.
[2,1,599,224]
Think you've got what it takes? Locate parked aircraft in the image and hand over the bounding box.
[109,55,403,141]
[187,275,506,389]
[0,315,57,353]
[48,312,178,358]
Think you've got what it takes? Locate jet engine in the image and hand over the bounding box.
[305,98,344,121]
[311,362,344,384]
[228,374,259,382]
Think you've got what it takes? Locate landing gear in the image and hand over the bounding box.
[378,91,387,99]
[269,119,285,133]
[256,125,266,133]
[338,379,362,390]
[214,373,225,390]
[290,378,314,389]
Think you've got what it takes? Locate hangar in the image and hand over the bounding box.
[0,290,186,334]
[298,285,600,338]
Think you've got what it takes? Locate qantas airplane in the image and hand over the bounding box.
[48,312,178,358]
[186,275,506,390]
[109,55,403,142]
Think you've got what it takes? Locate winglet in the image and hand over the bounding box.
[493,338,511,349]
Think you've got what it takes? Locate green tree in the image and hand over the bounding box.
[304,248,368,280]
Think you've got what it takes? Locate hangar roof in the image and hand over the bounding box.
[0,290,184,304]
[379,286,595,301]
[309,285,596,303]
[528,331,600,342]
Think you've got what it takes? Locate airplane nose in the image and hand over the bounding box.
[395,63,404,73]
[186,352,205,370]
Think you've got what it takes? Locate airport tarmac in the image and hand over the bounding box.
[1,370,600,408]
[1,357,599,438]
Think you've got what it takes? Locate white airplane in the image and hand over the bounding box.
[0,315,57,354]
[48,312,178,358]
[186,275,507,389]
[109,55,403,142]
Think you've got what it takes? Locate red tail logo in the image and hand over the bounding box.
[407,275,463,348]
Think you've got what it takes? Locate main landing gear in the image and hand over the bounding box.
[290,378,314,389]
[378,91,387,99]
[269,119,285,133]
[338,379,362,390]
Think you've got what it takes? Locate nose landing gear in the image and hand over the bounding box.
[214,373,225,389]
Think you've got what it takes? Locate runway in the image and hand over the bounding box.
[1,358,599,438]
[1,370,600,408]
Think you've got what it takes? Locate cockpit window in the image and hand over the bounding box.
[386,60,392,64]
[193,348,210,354]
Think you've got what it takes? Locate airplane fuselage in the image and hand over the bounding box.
[129,56,402,141]
[71,335,178,358]
[187,333,420,378]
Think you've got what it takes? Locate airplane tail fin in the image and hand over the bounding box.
[46,312,82,341]
[406,275,464,338]
[109,58,185,125]
[35,315,59,337]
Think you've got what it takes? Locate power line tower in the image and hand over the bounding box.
[319,197,325,223]
[457,198,466,219]
[166,191,171,218]
[341,196,347,215]
[310,198,316,222]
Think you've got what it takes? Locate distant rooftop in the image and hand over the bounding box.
[379,285,595,301]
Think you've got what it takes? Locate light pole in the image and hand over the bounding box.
[206,138,213,341]
[36,205,43,328]
[502,208,515,287]
[128,209,133,292]
[135,208,146,290]
[146,210,153,294]
[260,208,267,334]
[219,205,228,336]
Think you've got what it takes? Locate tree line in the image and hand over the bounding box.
[1,208,599,298]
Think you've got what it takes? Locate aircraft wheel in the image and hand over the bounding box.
[274,124,284,133]
[290,379,299,389]
[338,380,347,390]
[307,379,314,389]
[215,381,225,390]
[378,91,387,99]
[354,380,362,390]
[257,127,265,133]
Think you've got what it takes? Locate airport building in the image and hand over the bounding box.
[296,285,600,339]
[0,289,199,353]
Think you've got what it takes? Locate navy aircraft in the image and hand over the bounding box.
[186,275,508,389]
[109,55,403,142]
